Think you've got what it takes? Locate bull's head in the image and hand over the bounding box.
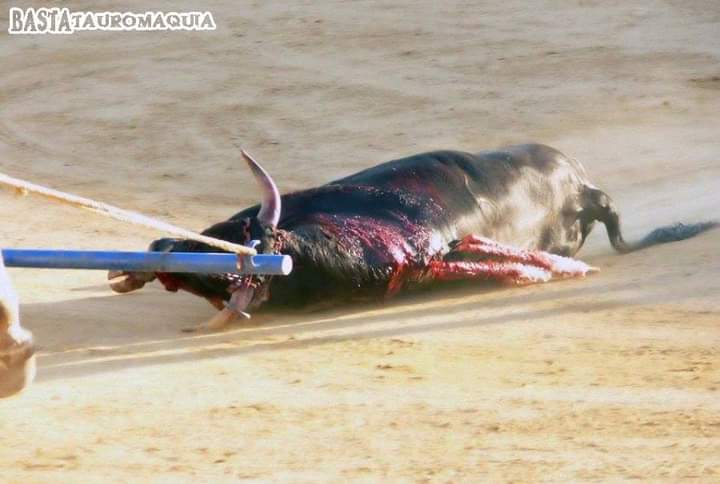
[108,151,283,327]
[0,254,36,398]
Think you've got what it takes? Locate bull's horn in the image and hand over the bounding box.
[240,150,281,227]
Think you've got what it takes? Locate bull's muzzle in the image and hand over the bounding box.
[108,270,156,293]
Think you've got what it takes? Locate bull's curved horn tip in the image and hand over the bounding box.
[240,149,255,164]
[239,148,281,227]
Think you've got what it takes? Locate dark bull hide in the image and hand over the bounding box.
[111,144,717,329]
[0,254,35,398]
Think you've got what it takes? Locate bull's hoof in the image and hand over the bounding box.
[181,307,250,333]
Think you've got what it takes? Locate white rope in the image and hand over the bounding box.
[0,171,257,256]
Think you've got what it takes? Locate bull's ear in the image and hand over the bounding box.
[240,150,281,227]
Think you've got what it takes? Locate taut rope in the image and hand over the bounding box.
[0,171,257,256]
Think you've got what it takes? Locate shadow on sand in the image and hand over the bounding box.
[22,258,701,384]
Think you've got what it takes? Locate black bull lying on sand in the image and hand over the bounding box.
[111,144,717,330]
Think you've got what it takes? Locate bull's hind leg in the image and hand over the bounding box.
[430,235,597,285]
[428,259,553,284]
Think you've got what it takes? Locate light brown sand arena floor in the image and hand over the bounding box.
[1,1,719,481]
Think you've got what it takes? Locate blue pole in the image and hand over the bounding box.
[1,249,292,276]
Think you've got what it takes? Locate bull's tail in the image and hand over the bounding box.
[582,186,718,254]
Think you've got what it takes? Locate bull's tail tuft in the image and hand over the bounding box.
[582,186,718,254]
[635,221,719,250]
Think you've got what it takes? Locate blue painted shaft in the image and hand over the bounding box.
[1,249,292,275]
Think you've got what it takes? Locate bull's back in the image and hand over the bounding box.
[334,144,590,252]
[232,144,591,259]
